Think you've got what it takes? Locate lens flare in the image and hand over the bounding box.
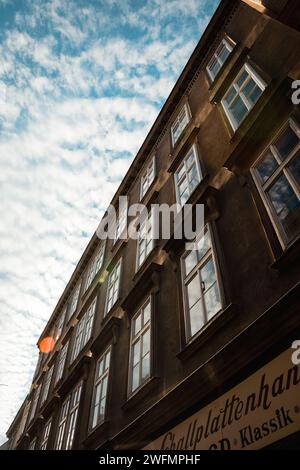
[39,336,55,354]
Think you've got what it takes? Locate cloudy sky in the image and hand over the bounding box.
[0,0,220,444]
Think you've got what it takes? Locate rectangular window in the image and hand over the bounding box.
[40,365,54,406]
[129,298,151,394]
[85,242,106,292]
[90,347,111,429]
[55,341,69,385]
[71,299,96,362]
[140,156,155,200]
[18,400,31,438]
[40,418,52,450]
[54,308,66,342]
[221,63,266,131]
[28,383,41,423]
[56,382,82,450]
[28,437,37,450]
[252,119,300,247]
[171,104,190,146]
[67,282,81,322]
[207,37,234,81]
[181,225,222,340]
[114,202,127,242]
[174,144,202,205]
[104,259,122,315]
[136,210,154,270]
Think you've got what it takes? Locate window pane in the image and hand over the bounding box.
[268,174,300,240]
[143,302,151,324]
[184,251,198,276]
[134,314,141,335]
[187,275,200,309]
[133,340,140,366]
[197,228,211,260]
[204,284,221,321]
[218,44,230,65]
[247,83,263,105]
[210,59,220,79]
[142,329,150,355]
[200,258,216,292]
[224,86,236,105]
[141,353,150,381]
[132,364,139,391]
[236,70,248,88]
[274,126,299,160]
[188,164,200,191]
[256,151,279,183]
[230,96,248,126]
[189,300,205,337]
[289,154,300,186]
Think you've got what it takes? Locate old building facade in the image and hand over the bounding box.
[6,0,300,450]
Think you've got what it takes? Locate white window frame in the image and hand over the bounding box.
[114,201,128,243]
[221,63,266,131]
[40,417,52,450]
[40,364,54,406]
[67,281,81,322]
[90,346,111,430]
[128,297,152,395]
[174,144,202,206]
[206,37,234,81]
[71,299,96,362]
[171,103,191,146]
[55,382,82,450]
[140,156,156,200]
[251,118,300,248]
[104,258,122,316]
[84,242,106,292]
[136,210,155,271]
[54,308,66,342]
[181,225,223,342]
[55,341,69,385]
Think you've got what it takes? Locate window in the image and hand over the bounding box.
[40,418,52,450]
[129,298,151,394]
[28,383,41,423]
[207,37,234,81]
[181,225,222,340]
[252,119,300,246]
[71,299,96,361]
[136,210,154,270]
[55,341,69,385]
[140,157,155,200]
[174,145,202,205]
[90,347,111,429]
[54,308,66,342]
[56,382,82,450]
[171,104,190,146]
[104,259,122,315]
[18,400,31,438]
[67,282,81,321]
[221,63,266,131]
[114,202,127,242]
[40,365,54,406]
[85,242,106,292]
[28,437,37,450]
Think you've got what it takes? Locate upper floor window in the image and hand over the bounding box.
[140,156,155,200]
[67,281,81,322]
[207,37,234,81]
[136,210,154,270]
[171,104,190,146]
[90,347,111,429]
[221,63,266,131]
[85,242,106,292]
[114,202,127,242]
[40,417,52,450]
[56,382,82,450]
[129,298,151,394]
[28,383,41,424]
[181,225,222,340]
[104,258,122,316]
[54,307,66,342]
[252,119,300,247]
[174,144,202,205]
[71,299,96,361]
[40,364,54,406]
[55,340,69,385]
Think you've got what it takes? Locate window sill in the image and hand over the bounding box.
[271,233,300,271]
[177,303,237,361]
[122,376,160,412]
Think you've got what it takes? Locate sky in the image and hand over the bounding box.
[0,0,220,444]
